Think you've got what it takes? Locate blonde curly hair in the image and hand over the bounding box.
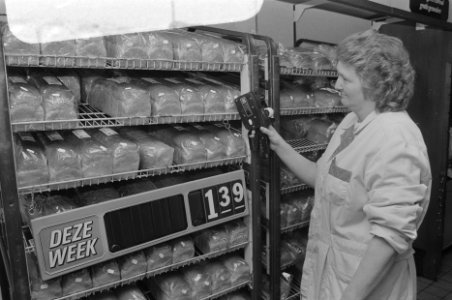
[336,30,415,112]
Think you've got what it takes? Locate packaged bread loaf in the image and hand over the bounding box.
[105,32,149,59]
[27,253,62,300]
[166,30,202,61]
[221,39,245,63]
[287,83,315,107]
[28,73,78,121]
[191,124,226,161]
[183,265,212,298]
[8,75,44,122]
[194,75,240,113]
[87,77,151,118]
[203,262,231,293]
[79,70,106,102]
[61,268,92,296]
[313,88,341,107]
[118,251,147,280]
[116,285,147,300]
[36,131,82,181]
[224,220,249,247]
[194,226,229,253]
[54,70,81,104]
[280,90,295,109]
[150,126,206,164]
[172,237,195,263]
[280,166,302,188]
[14,132,49,187]
[143,31,174,60]
[64,129,113,178]
[91,260,120,287]
[119,127,174,168]
[287,191,313,221]
[281,199,302,226]
[183,78,225,113]
[136,77,182,116]
[182,30,224,62]
[207,125,246,157]
[90,128,139,174]
[161,77,204,115]
[280,117,313,139]
[145,243,173,271]
[311,51,333,71]
[106,31,173,61]
[221,256,250,284]
[148,274,193,300]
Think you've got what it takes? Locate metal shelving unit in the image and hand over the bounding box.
[0,26,272,300]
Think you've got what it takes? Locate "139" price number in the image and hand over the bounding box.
[188,180,246,226]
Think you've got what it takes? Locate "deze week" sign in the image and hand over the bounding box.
[38,216,103,273]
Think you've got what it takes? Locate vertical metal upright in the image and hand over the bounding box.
[0,35,31,300]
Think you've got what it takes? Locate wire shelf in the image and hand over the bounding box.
[18,156,246,194]
[44,243,249,300]
[281,183,311,195]
[287,139,327,153]
[281,220,310,233]
[280,106,349,115]
[11,104,241,132]
[280,67,338,77]
[5,54,244,72]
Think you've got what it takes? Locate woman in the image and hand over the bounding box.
[261,30,431,300]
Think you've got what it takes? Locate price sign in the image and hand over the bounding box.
[189,180,246,225]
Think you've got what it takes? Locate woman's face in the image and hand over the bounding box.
[335,61,375,120]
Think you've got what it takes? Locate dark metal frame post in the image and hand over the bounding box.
[0,35,31,300]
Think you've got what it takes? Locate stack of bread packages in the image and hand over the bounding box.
[150,125,206,164]
[87,76,151,118]
[28,72,78,121]
[105,31,174,68]
[119,127,174,169]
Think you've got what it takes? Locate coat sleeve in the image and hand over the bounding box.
[363,135,431,254]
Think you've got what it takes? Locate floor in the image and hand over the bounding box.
[418,248,452,300]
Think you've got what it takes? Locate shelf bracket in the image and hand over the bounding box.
[371,17,404,30]
[293,0,328,22]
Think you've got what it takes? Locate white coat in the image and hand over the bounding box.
[300,111,431,300]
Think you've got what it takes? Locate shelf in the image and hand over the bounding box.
[281,106,348,115]
[280,67,337,77]
[287,138,327,153]
[11,104,241,132]
[277,0,452,31]
[18,156,246,194]
[6,55,244,72]
[49,243,249,300]
[281,183,311,194]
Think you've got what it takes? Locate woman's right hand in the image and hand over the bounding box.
[260,125,286,152]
